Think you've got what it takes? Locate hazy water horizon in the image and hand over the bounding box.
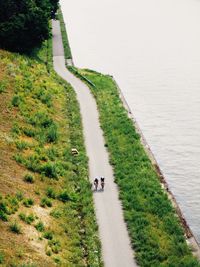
[61,0,200,242]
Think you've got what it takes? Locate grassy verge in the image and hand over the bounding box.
[71,68,200,267]
[0,43,101,265]
[57,7,72,60]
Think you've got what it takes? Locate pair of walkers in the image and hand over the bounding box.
[94,177,105,191]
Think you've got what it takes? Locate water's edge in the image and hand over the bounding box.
[111,76,200,259]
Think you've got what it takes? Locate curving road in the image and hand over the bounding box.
[52,20,137,267]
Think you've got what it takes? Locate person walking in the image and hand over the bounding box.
[100,176,105,191]
[94,177,99,191]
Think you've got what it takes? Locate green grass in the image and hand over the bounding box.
[0,34,102,265]
[10,221,22,234]
[35,221,45,232]
[0,251,4,264]
[40,197,52,208]
[23,173,35,184]
[75,68,200,267]
[57,8,72,60]
[19,213,35,224]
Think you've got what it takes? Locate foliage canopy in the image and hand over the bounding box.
[0,0,59,52]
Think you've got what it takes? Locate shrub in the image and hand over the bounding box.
[16,140,29,151]
[24,173,35,184]
[0,210,8,221]
[48,239,61,254]
[53,256,61,264]
[46,249,52,256]
[0,202,8,221]
[43,230,53,240]
[46,187,56,199]
[28,112,53,128]
[14,153,26,165]
[50,209,62,219]
[58,190,70,203]
[19,213,35,224]
[12,123,21,136]
[10,221,22,234]
[23,127,35,137]
[0,81,7,94]
[15,191,24,201]
[4,195,19,215]
[46,123,58,143]
[12,95,21,107]
[35,221,45,232]
[23,198,34,208]
[0,251,4,263]
[40,197,52,208]
[41,162,58,179]
[46,147,59,161]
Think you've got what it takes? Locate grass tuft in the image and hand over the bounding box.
[10,221,22,234]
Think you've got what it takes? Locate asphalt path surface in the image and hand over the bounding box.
[52,20,137,267]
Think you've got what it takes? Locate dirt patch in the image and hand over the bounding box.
[33,205,51,227]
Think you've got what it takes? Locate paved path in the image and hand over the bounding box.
[52,20,137,267]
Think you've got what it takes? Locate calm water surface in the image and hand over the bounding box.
[61,0,200,242]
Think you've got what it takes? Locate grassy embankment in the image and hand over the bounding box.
[57,8,72,61]
[68,68,200,267]
[0,38,102,265]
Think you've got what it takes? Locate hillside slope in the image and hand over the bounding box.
[0,45,101,266]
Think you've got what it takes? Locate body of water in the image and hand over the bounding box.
[60,0,200,242]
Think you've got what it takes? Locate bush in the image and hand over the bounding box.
[35,221,45,232]
[10,221,22,234]
[0,251,4,264]
[16,140,29,151]
[19,213,35,224]
[0,210,8,221]
[0,202,8,221]
[15,191,24,201]
[41,162,58,179]
[12,95,21,107]
[58,190,70,203]
[48,239,61,254]
[46,123,58,143]
[46,187,56,199]
[23,173,35,184]
[12,123,21,136]
[23,198,34,208]
[50,209,62,219]
[23,127,35,137]
[43,230,53,240]
[0,81,7,94]
[40,197,52,208]
[28,112,53,128]
[46,249,52,256]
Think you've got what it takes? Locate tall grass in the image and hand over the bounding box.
[57,8,72,60]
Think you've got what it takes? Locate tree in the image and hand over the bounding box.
[0,0,59,52]
[49,0,59,19]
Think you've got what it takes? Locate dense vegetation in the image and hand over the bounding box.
[71,68,200,267]
[0,0,59,52]
[0,40,102,265]
[57,8,72,60]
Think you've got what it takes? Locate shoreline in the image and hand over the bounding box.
[111,76,200,259]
